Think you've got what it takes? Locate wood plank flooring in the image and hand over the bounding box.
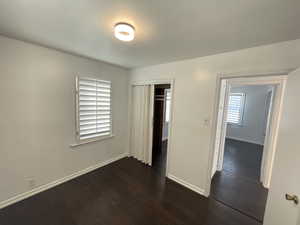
[223,138,264,180]
[0,157,260,225]
[211,138,268,222]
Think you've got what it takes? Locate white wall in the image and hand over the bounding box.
[130,39,300,195]
[0,36,129,203]
[226,85,272,145]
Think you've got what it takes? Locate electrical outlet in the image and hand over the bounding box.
[27,178,36,189]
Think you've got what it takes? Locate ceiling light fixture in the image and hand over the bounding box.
[114,23,135,42]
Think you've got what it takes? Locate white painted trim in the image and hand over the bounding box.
[127,81,133,157]
[168,174,206,196]
[261,79,287,188]
[0,153,129,210]
[217,80,230,172]
[148,84,155,166]
[210,79,227,177]
[205,72,288,196]
[226,136,264,146]
[260,88,275,185]
[132,79,175,86]
[70,134,115,147]
[206,75,226,196]
[218,69,294,79]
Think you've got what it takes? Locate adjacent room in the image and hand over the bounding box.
[0,1,300,225]
[211,84,275,222]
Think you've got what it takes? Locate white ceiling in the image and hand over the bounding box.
[0,0,299,68]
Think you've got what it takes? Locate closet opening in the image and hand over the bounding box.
[130,80,174,177]
[151,84,171,175]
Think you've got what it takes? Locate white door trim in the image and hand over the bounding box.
[130,79,175,177]
[205,72,287,196]
[216,80,230,172]
[260,87,275,185]
[148,84,155,166]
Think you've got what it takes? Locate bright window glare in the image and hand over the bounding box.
[227,93,245,124]
[165,89,171,122]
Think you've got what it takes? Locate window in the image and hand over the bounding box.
[165,89,171,123]
[227,93,245,125]
[76,77,112,141]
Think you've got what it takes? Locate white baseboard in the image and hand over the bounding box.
[226,136,263,146]
[167,174,205,196]
[0,152,129,210]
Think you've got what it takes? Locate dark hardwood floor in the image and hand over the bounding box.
[211,138,268,222]
[0,155,260,225]
[152,140,168,176]
[223,138,264,181]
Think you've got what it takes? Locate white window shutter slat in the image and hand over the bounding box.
[77,77,112,140]
[227,93,245,124]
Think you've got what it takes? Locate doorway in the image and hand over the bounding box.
[207,75,287,223]
[130,80,174,177]
[151,84,171,175]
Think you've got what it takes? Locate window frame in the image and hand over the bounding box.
[226,92,245,126]
[75,76,113,144]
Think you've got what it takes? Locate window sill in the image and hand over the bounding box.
[70,134,115,148]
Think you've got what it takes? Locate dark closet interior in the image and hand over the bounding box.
[152,84,171,174]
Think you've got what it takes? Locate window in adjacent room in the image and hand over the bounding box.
[227,93,245,125]
[76,77,112,141]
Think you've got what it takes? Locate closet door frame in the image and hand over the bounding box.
[130,79,175,176]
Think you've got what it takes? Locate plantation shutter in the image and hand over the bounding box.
[227,93,244,124]
[77,77,112,140]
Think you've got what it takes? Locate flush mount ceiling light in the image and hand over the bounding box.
[114,23,135,42]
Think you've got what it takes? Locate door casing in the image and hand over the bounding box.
[130,79,175,176]
[206,72,287,196]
